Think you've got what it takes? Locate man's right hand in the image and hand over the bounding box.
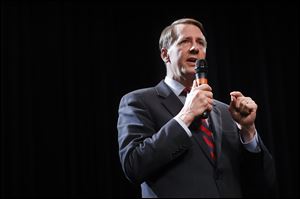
[176,80,213,126]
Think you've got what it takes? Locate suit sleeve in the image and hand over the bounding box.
[240,134,278,197]
[217,101,278,197]
[117,92,192,184]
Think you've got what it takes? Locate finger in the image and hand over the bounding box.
[230,91,244,98]
[229,94,237,110]
[202,98,213,112]
[247,101,257,110]
[207,104,213,111]
[196,90,213,98]
[240,106,251,116]
[241,99,257,114]
[239,97,253,109]
[234,96,250,110]
[239,98,258,116]
[207,97,214,105]
[205,91,213,99]
[195,91,213,103]
[238,97,249,109]
[228,102,238,117]
[192,80,197,89]
[196,84,212,91]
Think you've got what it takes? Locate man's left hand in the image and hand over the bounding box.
[229,91,257,141]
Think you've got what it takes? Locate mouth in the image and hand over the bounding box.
[186,57,198,65]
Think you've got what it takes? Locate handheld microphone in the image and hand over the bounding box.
[195,59,209,119]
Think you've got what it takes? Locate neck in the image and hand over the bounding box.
[167,74,193,88]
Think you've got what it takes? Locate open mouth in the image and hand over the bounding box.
[186,57,197,65]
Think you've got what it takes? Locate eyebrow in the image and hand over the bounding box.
[179,36,206,41]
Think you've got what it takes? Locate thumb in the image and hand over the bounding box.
[192,80,197,89]
[229,94,237,112]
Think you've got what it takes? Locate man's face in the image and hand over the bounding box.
[164,24,207,81]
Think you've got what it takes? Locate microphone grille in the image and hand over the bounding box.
[195,59,208,72]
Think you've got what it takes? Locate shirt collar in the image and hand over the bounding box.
[164,76,185,97]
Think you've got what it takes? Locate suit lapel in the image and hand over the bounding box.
[155,81,223,166]
[155,80,183,117]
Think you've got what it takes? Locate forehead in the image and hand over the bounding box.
[174,24,205,39]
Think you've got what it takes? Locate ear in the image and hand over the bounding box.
[161,48,170,63]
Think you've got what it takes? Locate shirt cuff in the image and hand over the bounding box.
[174,116,192,137]
[240,130,261,153]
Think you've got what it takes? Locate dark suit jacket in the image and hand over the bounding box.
[118,80,277,198]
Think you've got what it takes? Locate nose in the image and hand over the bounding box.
[189,45,199,54]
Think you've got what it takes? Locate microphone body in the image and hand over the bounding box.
[195,59,209,119]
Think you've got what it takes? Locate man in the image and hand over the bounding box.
[117,18,277,197]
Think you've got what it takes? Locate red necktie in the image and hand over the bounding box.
[180,87,191,97]
[199,119,216,161]
[181,88,216,160]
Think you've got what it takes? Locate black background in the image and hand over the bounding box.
[1,1,298,198]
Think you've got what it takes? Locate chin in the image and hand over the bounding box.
[182,72,195,80]
[185,68,196,76]
[180,66,196,77]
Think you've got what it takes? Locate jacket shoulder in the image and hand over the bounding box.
[121,87,157,101]
[120,80,167,103]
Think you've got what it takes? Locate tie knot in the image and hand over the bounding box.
[180,87,191,97]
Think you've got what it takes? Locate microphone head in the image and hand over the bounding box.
[195,59,208,73]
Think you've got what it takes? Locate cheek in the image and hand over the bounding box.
[177,51,186,61]
[169,51,181,63]
[201,48,207,55]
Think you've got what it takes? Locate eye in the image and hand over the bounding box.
[178,38,192,47]
[197,39,207,47]
[179,39,189,44]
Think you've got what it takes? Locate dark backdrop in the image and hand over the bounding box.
[1,1,298,198]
